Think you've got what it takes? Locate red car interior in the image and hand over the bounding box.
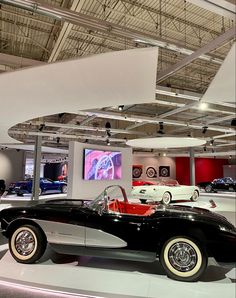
[109,199,155,216]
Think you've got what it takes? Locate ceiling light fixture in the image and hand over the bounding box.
[118,105,124,111]
[157,122,165,134]
[199,102,208,110]
[210,139,214,146]
[106,139,111,146]
[202,126,208,134]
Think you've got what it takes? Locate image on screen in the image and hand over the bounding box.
[83,149,122,180]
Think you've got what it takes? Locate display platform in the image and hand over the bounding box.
[0,247,235,298]
[0,193,235,298]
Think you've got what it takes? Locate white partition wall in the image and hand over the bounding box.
[68,142,132,200]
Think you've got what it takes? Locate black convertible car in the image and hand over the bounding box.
[198,177,236,193]
[0,185,235,282]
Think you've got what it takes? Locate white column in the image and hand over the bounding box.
[190,148,195,185]
[32,136,42,200]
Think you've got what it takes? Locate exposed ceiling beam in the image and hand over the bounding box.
[48,0,86,62]
[77,110,235,133]
[78,114,97,126]
[24,121,147,136]
[156,26,236,83]
[0,0,223,65]
[158,102,197,118]
[207,114,236,125]
[186,0,236,20]
[9,130,126,143]
[0,53,45,68]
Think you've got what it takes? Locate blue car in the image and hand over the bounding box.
[9,178,67,196]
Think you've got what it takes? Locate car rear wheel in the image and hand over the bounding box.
[191,190,199,202]
[9,225,47,264]
[205,184,212,193]
[161,192,171,205]
[61,185,67,193]
[160,236,207,282]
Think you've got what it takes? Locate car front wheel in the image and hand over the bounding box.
[9,225,47,264]
[161,192,171,205]
[61,185,67,193]
[160,236,207,282]
[205,184,212,193]
[191,190,199,202]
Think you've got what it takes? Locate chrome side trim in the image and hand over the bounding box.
[86,227,127,248]
[33,219,85,246]
[7,218,127,248]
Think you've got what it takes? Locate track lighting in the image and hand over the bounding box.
[118,105,124,111]
[210,139,214,146]
[231,118,236,126]
[202,126,208,134]
[106,139,111,146]
[39,124,45,132]
[157,122,165,134]
[105,121,111,137]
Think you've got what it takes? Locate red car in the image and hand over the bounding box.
[132,180,156,187]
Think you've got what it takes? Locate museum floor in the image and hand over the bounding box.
[0,192,235,298]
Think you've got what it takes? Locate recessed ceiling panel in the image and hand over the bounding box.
[126,137,206,149]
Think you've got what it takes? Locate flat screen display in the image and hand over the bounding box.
[83,149,122,180]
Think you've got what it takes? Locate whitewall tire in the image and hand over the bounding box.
[160,236,207,282]
[9,225,47,264]
[191,190,199,202]
[161,192,171,205]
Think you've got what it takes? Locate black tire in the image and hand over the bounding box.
[160,236,207,282]
[205,184,212,193]
[191,190,199,202]
[61,185,67,193]
[9,224,47,264]
[161,192,171,205]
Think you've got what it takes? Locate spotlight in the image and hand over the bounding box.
[204,146,207,152]
[229,155,232,159]
[106,139,111,146]
[118,105,124,111]
[199,102,208,110]
[202,126,208,134]
[106,130,111,137]
[105,121,111,137]
[39,124,45,132]
[157,122,165,134]
[56,137,60,144]
[105,122,111,129]
[210,139,214,146]
[231,118,236,126]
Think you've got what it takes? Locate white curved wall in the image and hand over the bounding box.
[0,48,158,143]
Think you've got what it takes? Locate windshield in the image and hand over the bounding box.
[86,185,127,213]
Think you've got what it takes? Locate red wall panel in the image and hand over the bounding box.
[176,157,228,185]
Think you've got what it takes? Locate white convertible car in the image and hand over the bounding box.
[131,180,200,205]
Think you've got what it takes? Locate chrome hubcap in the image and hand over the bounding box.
[163,193,170,204]
[15,230,35,256]
[168,242,197,272]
